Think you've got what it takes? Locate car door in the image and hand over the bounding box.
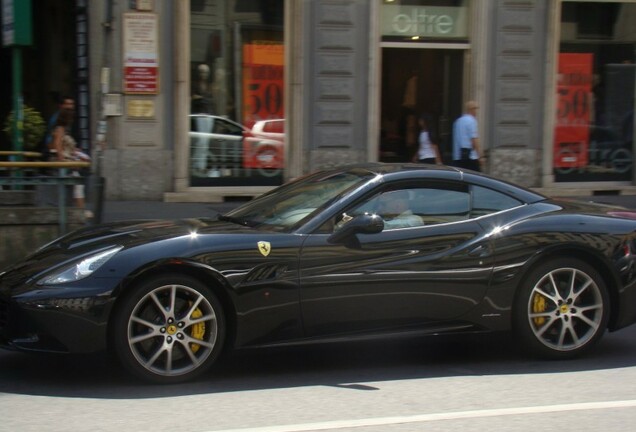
[298,182,494,338]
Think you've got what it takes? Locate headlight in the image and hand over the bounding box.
[38,246,124,285]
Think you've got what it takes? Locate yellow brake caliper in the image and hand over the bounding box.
[190,307,206,353]
[532,293,547,326]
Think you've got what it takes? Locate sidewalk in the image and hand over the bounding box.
[100,193,636,223]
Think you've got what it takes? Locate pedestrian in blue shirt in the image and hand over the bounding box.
[452,101,483,172]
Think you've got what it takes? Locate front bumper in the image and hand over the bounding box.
[0,283,117,354]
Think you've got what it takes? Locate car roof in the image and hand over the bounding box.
[331,163,547,204]
[189,114,245,125]
[253,119,285,133]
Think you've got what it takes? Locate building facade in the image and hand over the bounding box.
[13,0,631,201]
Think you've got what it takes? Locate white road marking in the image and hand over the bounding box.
[208,399,636,432]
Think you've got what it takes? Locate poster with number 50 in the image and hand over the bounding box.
[554,53,593,169]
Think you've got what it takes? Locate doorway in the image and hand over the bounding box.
[380,48,464,164]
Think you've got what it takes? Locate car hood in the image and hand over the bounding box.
[53,218,249,250]
[1,218,256,278]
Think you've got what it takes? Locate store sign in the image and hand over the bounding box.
[2,0,14,46]
[2,0,32,47]
[381,5,467,39]
[554,53,593,169]
[123,13,159,94]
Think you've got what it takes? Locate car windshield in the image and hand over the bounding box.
[221,168,375,231]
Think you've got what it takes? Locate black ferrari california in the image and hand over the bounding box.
[2,163,636,383]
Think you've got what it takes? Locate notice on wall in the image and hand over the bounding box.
[127,99,155,118]
[242,43,284,129]
[554,53,593,169]
[123,12,159,94]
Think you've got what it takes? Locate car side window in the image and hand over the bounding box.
[409,187,470,225]
[471,186,522,216]
[331,184,471,233]
[191,116,214,133]
[213,119,243,136]
[371,189,424,230]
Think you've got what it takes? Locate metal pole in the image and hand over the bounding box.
[87,0,114,225]
[58,168,67,235]
[11,46,23,153]
[11,46,24,190]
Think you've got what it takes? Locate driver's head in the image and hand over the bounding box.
[379,190,410,216]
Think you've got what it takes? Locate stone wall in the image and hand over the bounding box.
[488,0,548,187]
[102,149,174,200]
[304,0,371,171]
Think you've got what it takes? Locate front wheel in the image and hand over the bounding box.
[111,274,226,384]
[514,258,609,359]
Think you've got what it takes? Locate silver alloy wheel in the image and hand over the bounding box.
[127,283,218,377]
[527,267,604,352]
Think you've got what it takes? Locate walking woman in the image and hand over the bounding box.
[412,113,442,165]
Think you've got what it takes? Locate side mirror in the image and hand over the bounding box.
[328,214,384,244]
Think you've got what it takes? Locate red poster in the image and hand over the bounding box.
[242,43,284,129]
[242,43,285,169]
[554,53,593,169]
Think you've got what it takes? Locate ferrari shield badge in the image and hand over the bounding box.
[257,241,271,257]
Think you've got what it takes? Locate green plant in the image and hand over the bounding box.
[2,105,46,150]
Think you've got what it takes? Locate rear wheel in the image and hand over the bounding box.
[514,258,609,359]
[111,274,225,384]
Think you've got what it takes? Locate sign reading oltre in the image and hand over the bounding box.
[123,12,159,94]
[381,5,467,39]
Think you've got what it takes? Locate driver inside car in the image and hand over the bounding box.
[376,190,423,229]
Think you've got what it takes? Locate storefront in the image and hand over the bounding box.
[184,0,481,194]
[552,1,635,184]
[149,0,489,200]
[83,0,636,201]
[378,1,470,164]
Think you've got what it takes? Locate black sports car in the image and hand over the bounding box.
[2,163,636,384]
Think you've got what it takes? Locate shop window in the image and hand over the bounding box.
[189,0,284,187]
[554,2,635,182]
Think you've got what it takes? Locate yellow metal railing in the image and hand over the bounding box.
[0,150,43,159]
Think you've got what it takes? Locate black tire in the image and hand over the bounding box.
[513,258,609,359]
[111,273,226,384]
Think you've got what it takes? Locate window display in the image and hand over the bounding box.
[190,0,284,187]
[555,2,635,182]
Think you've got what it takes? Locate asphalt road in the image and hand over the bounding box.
[2,327,636,432]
